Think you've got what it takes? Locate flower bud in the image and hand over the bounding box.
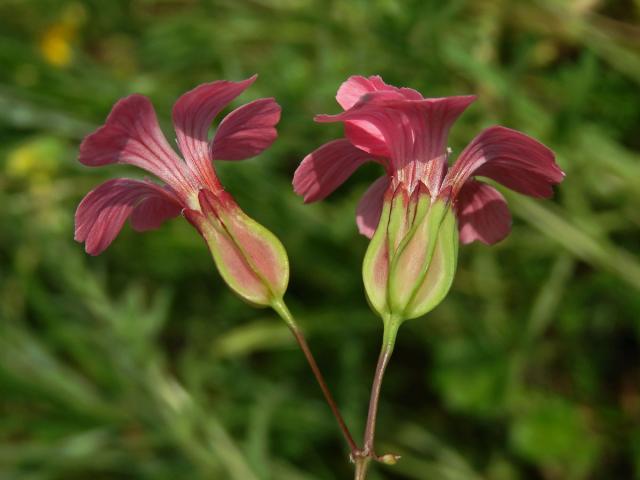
[184,189,289,307]
[379,454,401,465]
[362,182,458,322]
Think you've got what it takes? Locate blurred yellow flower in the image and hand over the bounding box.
[39,24,74,67]
[6,136,64,185]
[38,3,86,67]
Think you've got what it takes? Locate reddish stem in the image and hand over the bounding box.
[362,339,395,455]
[273,300,359,455]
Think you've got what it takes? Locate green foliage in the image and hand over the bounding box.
[510,395,600,478]
[1,0,639,479]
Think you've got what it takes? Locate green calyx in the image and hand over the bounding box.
[362,187,394,317]
[189,190,289,308]
[362,183,459,324]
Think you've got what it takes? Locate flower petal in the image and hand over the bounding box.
[356,176,390,238]
[343,120,390,158]
[293,139,372,203]
[331,77,425,160]
[210,98,281,161]
[318,92,476,193]
[330,89,407,158]
[455,180,511,245]
[444,126,565,199]
[130,192,183,232]
[172,76,257,188]
[336,75,423,110]
[75,178,181,255]
[79,95,190,191]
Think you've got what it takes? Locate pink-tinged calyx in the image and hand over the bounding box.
[75,76,288,306]
[363,182,458,321]
[184,190,289,307]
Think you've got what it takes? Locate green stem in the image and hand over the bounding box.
[361,315,401,470]
[271,299,359,455]
[354,457,371,480]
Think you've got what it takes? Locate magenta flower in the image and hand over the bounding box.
[75,75,289,306]
[293,75,565,245]
[294,75,564,322]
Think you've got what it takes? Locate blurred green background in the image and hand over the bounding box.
[1,0,640,479]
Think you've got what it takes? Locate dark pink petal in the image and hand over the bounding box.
[336,75,422,110]
[455,180,512,245]
[317,92,476,193]
[293,139,372,203]
[79,95,190,191]
[331,89,407,158]
[210,98,281,161]
[343,120,390,158]
[131,194,182,232]
[356,176,390,238]
[172,76,256,188]
[333,77,424,159]
[444,126,565,198]
[75,178,181,255]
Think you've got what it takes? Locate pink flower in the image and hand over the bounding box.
[295,75,565,321]
[293,75,565,245]
[75,75,289,306]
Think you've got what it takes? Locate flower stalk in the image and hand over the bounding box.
[271,299,359,455]
[350,315,402,480]
[354,457,371,480]
[362,314,400,457]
